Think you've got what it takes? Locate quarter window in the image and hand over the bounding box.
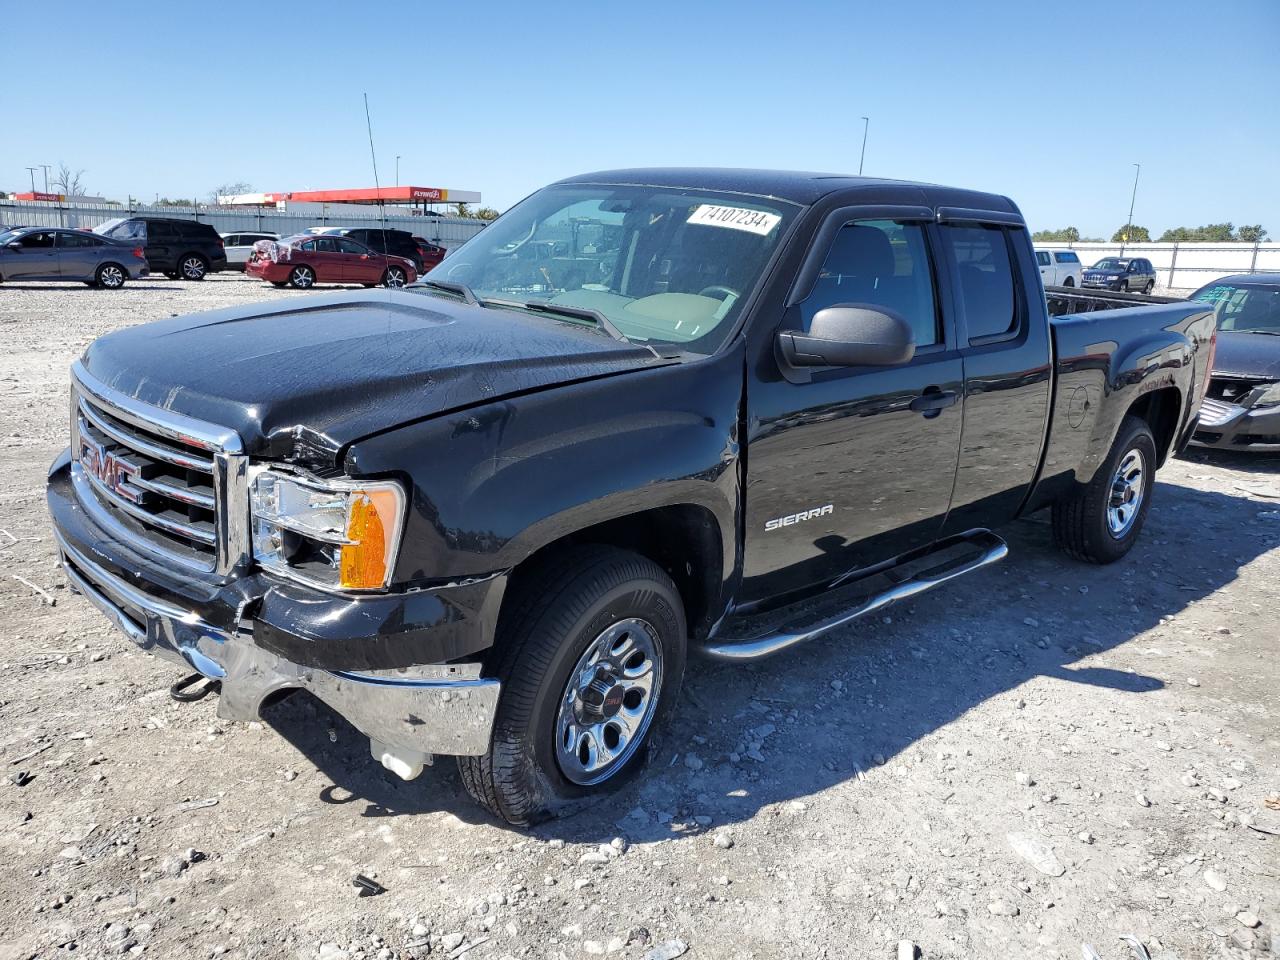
[801,220,940,347]
[942,225,1018,342]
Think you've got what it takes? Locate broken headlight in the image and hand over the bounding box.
[251,470,405,591]
[1253,381,1280,408]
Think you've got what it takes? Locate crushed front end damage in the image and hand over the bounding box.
[46,361,506,781]
[1192,376,1280,451]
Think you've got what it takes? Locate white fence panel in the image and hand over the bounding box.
[1036,241,1279,291]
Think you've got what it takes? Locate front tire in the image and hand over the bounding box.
[1052,415,1157,564]
[288,265,315,289]
[96,262,126,289]
[458,546,687,825]
[382,265,408,288]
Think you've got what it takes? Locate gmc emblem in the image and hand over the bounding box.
[80,435,144,504]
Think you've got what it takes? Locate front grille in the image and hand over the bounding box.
[69,363,248,575]
[1197,396,1241,428]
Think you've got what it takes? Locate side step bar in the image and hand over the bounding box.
[697,529,1008,662]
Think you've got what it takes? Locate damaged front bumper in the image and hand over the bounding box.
[48,453,501,776]
[1192,396,1280,452]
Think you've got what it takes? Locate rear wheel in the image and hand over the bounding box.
[1062,276,1074,287]
[288,265,315,289]
[96,262,126,289]
[1143,279,1155,294]
[1052,415,1157,564]
[458,546,686,825]
[179,254,208,281]
[382,265,407,288]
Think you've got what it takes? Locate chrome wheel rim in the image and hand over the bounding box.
[1107,448,1146,537]
[100,266,123,287]
[182,257,204,279]
[385,268,405,288]
[555,618,663,786]
[293,267,313,288]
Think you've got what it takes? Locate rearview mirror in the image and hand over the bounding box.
[777,304,916,369]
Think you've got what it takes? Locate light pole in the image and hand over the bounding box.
[1122,162,1140,255]
[25,167,37,192]
[40,164,51,193]
[858,117,870,176]
[395,155,401,187]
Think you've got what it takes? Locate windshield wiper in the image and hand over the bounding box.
[417,278,480,305]
[486,298,631,344]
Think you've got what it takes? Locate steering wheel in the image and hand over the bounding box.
[698,285,740,301]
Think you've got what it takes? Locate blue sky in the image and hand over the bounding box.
[3,0,1277,238]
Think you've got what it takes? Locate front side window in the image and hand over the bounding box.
[800,220,940,347]
[422,182,800,355]
[19,231,55,249]
[1036,251,1051,266]
[943,224,1018,342]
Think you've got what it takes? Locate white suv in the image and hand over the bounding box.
[1035,249,1082,287]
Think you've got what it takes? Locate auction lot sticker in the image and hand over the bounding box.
[687,204,781,237]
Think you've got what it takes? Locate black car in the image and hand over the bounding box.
[1082,256,1157,293]
[47,167,1217,824]
[339,228,424,272]
[93,217,227,280]
[1187,274,1280,451]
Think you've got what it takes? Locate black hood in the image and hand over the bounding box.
[81,289,672,459]
[1212,330,1280,380]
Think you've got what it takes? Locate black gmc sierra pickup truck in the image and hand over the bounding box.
[48,169,1217,824]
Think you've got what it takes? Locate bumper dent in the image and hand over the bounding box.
[54,527,499,758]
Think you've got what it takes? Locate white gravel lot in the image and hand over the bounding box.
[0,274,1277,960]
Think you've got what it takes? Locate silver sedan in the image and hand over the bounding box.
[0,227,149,288]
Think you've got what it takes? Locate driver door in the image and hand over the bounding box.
[740,216,963,603]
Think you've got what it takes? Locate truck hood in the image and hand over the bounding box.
[1212,330,1280,380]
[81,288,673,460]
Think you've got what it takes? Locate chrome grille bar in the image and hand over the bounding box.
[69,361,250,577]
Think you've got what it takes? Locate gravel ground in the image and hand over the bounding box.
[0,275,1277,960]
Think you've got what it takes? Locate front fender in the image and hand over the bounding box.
[344,346,744,588]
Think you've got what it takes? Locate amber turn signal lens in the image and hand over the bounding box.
[339,487,402,589]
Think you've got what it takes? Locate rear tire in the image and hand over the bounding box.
[179,254,208,281]
[96,262,127,289]
[288,265,315,289]
[1052,415,1157,564]
[1143,280,1155,294]
[458,546,687,825]
[1062,276,1074,287]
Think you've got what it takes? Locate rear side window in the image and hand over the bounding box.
[942,225,1018,342]
[801,220,940,347]
[148,220,177,239]
[335,238,365,254]
[1054,251,1079,264]
[58,232,100,248]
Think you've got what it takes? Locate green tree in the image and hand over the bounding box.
[1238,224,1268,242]
[452,202,471,218]
[474,207,500,221]
[1111,225,1151,243]
[1031,226,1081,242]
[1159,223,1239,242]
[157,197,196,207]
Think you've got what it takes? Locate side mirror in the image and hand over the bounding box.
[6,242,22,251]
[777,304,916,369]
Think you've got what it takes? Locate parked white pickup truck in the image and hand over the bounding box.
[1035,248,1082,287]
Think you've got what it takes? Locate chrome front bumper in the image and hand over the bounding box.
[55,529,500,770]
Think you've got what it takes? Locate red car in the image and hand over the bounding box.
[412,236,447,273]
[246,234,417,289]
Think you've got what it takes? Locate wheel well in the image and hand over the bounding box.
[503,505,724,644]
[1125,386,1181,466]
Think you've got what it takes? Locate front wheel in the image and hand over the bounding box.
[458,546,687,825]
[382,265,407,288]
[96,262,126,289]
[1052,415,1157,564]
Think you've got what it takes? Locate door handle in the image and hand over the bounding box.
[910,388,959,418]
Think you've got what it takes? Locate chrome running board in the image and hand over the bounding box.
[698,529,1008,662]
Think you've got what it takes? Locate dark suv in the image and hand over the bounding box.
[340,228,427,273]
[93,217,227,280]
[1082,256,1157,293]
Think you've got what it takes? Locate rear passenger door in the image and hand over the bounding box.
[938,219,1052,537]
[337,237,379,283]
[742,214,964,601]
[146,220,177,271]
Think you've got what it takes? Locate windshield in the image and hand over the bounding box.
[0,228,22,245]
[1091,258,1130,271]
[416,183,800,354]
[1191,282,1280,334]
